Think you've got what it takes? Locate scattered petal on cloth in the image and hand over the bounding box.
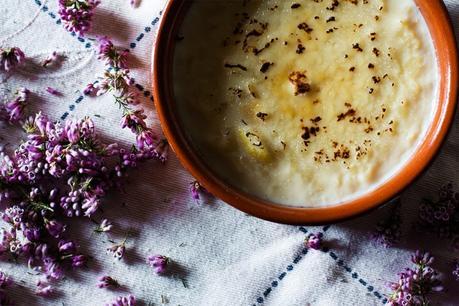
[1,1,459,306]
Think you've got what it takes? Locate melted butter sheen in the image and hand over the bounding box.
[174,0,438,207]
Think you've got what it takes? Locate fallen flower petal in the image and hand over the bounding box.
[105,294,136,306]
[97,275,120,289]
[0,47,25,72]
[147,255,170,275]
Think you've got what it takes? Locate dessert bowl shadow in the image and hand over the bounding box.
[153,0,458,225]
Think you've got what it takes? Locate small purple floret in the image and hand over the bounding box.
[105,294,136,306]
[147,255,169,275]
[0,47,25,72]
[58,0,100,37]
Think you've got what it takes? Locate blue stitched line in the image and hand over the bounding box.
[32,0,159,117]
[254,246,310,304]
[253,226,387,305]
[324,248,387,304]
[253,227,325,304]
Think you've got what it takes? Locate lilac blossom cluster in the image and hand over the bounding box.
[0,111,160,296]
[84,37,168,162]
[58,0,100,37]
[0,47,25,72]
[386,251,443,306]
[373,201,402,248]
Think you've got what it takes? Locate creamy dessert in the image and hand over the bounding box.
[173,0,438,207]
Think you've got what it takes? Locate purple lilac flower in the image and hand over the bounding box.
[24,226,41,242]
[147,255,169,274]
[373,201,402,248]
[42,51,59,67]
[97,275,120,289]
[95,219,113,233]
[90,34,162,151]
[118,91,140,106]
[1,206,24,228]
[386,250,443,306]
[58,240,77,254]
[42,257,64,281]
[130,0,140,8]
[45,220,66,238]
[107,242,126,260]
[136,129,157,150]
[190,181,209,202]
[46,87,60,96]
[0,47,25,72]
[36,280,54,297]
[120,110,147,133]
[0,111,159,294]
[154,139,169,163]
[83,83,96,96]
[0,228,22,256]
[305,233,322,250]
[58,0,100,37]
[98,37,129,69]
[71,254,87,268]
[3,88,30,123]
[81,195,101,217]
[106,294,136,306]
[95,69,134,96]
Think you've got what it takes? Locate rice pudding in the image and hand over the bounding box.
[173,0,438,207]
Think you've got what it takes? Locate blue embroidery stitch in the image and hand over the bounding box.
[321,247,386,304]
[263,288,271,297]
[136,33,145,42]
[254,227,386,305]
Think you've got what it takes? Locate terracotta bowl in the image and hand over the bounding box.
[153,0,458,225]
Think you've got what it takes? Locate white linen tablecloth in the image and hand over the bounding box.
[1,0,459,305]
